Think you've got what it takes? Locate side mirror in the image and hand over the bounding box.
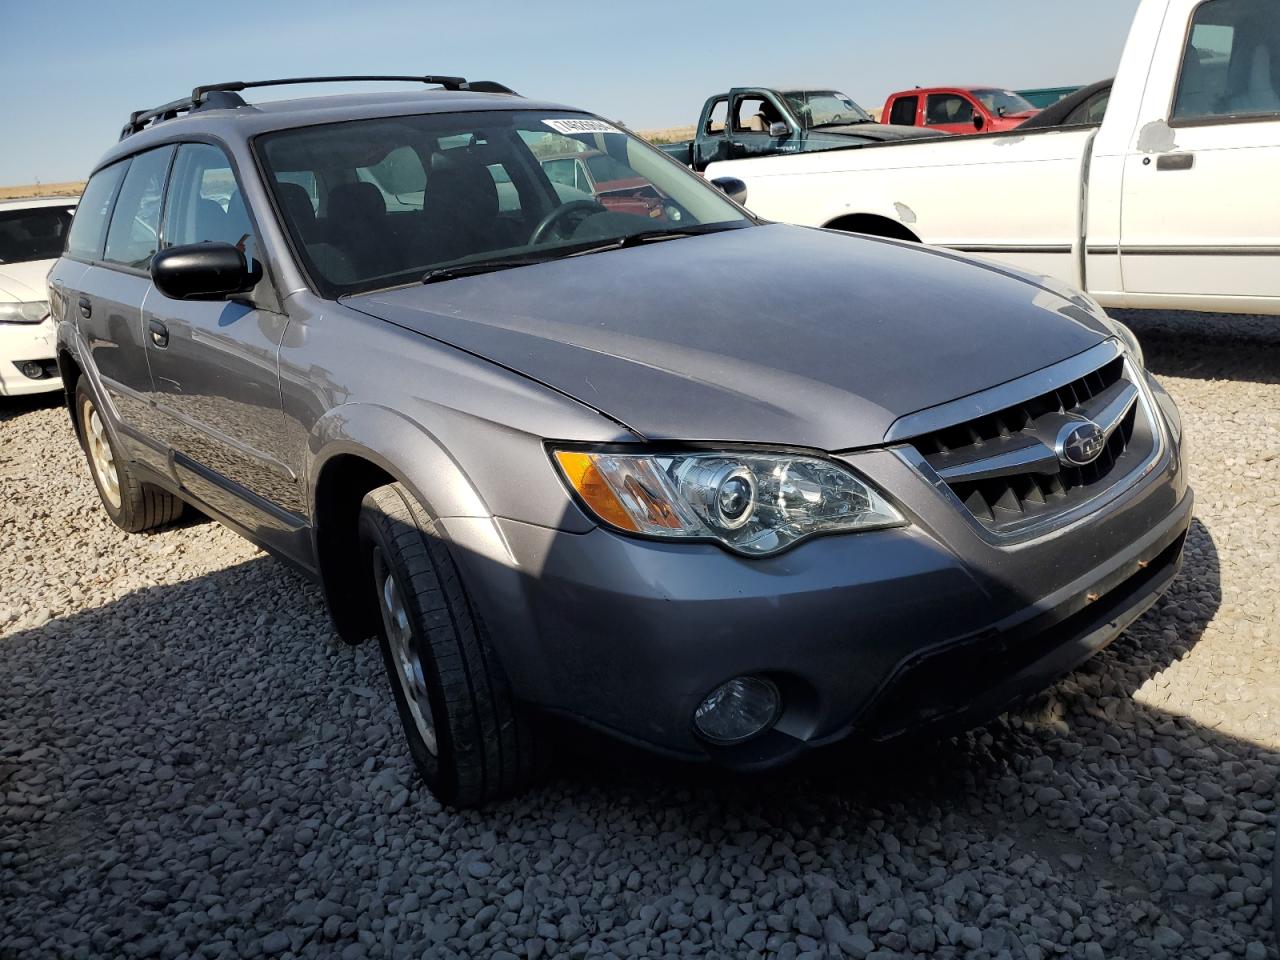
[972,114,985,130]
[151,243,258,301]
[710,177,748,205]
[768,121,790,138]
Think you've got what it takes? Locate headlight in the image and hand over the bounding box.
[552,448,904,556]
[0,301,49,324]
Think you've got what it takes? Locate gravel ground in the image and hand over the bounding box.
[1,310,1276,960]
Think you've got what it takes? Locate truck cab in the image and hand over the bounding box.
[663,87,942,171]
[883,86,1040,135]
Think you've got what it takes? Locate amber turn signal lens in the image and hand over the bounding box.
[553,451,640,532]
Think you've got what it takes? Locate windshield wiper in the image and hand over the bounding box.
[562,226,725,258]
[422,255,556,284]
[422,227,728,284]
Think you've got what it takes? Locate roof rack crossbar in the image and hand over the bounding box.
[190,74,470,104]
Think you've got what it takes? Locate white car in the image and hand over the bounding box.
[0,196,78,395]
[706,0,1280,317]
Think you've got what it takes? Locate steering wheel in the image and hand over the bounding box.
[529,200,606,245]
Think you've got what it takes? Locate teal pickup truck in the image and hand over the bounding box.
[659,87,944,171]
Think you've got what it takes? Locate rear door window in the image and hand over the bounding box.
[356,144,427,211]
[103,146,175,269]
[66,161,128,262]
[888,96,919,126]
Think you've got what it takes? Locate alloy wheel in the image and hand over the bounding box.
[373,549,438,756]
[85,404,121,509]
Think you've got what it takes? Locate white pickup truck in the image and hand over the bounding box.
[705,0,1280,316]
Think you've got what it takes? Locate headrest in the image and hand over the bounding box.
[275,181,316,228]
[328,181,386,223]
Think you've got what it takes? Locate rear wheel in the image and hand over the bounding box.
[76,379,182,533]
[358,482,541,807]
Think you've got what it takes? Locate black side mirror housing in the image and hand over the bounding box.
[972,114,985,130]
[710,177,748,206]
[151,243,258,301]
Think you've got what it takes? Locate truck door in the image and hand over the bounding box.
[728,89,795,159]
[693,97,731,170]
[924,92,980,135]
[1117,0,1280,311]
[887,94,921,127]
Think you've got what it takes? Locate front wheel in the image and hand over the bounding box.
[76,379,182,533]
[357,482,541,807]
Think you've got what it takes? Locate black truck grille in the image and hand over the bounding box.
[907,354,1157,534]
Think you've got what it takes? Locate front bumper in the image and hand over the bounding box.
[0,316,59,396]
[444,380,1191,767]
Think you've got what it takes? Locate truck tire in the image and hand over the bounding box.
[76,379,183,533]
[357,482,540,807]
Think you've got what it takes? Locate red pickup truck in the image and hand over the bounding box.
[881,86,1039,135]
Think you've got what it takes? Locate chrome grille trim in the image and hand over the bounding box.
[891,341,1167,542]
[885,340,1124,443]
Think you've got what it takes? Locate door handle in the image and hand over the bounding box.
[78,297,91,319]
[148,319,169,348]
[1156,153,1194,171]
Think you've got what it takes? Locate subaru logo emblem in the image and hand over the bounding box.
[1055,417,1107,467]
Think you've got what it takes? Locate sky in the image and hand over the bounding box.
[1,0,1141,186]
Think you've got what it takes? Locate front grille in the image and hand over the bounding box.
[906,352,1157,534]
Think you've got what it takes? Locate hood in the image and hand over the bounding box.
[816,123,947,141]
[348,224,1112,450]
[0,258,56,302]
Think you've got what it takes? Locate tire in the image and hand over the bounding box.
[76,379,183,533]
[357,482,541,807]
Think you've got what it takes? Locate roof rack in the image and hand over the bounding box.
[120,74,519,140]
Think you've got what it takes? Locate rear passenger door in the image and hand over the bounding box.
[887,95,920,127]
[62,147,175,475]
[142,141,306,556]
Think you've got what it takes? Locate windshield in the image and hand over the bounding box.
[257,110,751,297]
[782,91,872,128]
[0,205,75,264]
[972,89,1037,116]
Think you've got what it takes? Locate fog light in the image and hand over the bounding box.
[20,361,44,379]
[693,676,780,743]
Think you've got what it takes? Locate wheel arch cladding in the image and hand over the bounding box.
[823,213,921,243]
[307,405,493,644]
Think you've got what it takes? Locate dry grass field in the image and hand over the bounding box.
[0,182,85,201]
[636,124,695,145]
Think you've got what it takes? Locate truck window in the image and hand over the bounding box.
[704,99,728,135]
[734,97,781,133]
[925,93,974,126]
[1173,0,1280,121]
[889,96,918,126]
[1065,90,1111,126]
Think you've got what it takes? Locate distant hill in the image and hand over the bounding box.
[0,182,86,201]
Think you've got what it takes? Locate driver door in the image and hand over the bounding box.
[728,89,795,159]
[142,142,305,558]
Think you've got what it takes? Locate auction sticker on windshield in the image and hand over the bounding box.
[544,118,621,136]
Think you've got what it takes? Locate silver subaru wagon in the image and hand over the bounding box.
[50,76,1191,806]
